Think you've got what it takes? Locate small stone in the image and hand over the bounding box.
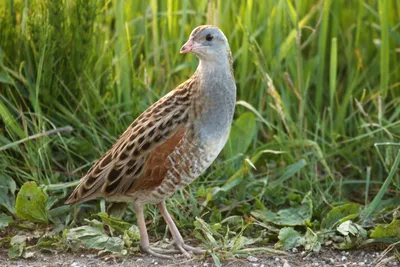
[283,262,291,267]
[247,256,258,262]
[275,257,280,262]
[358,263,365,266]
[292,248,298,253]
[329,258,335,264]
[22,252,35,259]
[303,252,312,259]
[136,259,143,262]
[301,251,307,256]
[342,256,348,261]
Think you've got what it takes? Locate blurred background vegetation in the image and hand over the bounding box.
[0,0,399,258]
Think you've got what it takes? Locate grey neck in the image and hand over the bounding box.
[195,50,235,96]
[193,51,236,145]
[197,52,233,81]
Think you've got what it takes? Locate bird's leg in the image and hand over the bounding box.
[157,201,206,257]
[133,202,177,259]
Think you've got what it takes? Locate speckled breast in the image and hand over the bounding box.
[143,129,216,203]
[142,77,235,204]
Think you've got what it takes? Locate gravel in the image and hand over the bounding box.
[0,248,398,267]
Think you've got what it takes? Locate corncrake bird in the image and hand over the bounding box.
[66,25,236,258]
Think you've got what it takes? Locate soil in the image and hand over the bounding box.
[1,248,398,267]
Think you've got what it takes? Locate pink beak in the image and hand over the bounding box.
[180,39,195,54]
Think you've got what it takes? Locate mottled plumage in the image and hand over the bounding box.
[66,25,236,258]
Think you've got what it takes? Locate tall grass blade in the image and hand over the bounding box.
[361,149,400,220]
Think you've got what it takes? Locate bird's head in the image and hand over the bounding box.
[180,25,231,61]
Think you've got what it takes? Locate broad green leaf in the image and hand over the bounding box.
[370,220,400,239]
[67,226,124,253]
[223,112,256,159]
[276,227,302,250]
[15,181,49,223]
[321,203,361,229]
[337,220,367,238]
[252,193,313,226]
[123,225,140,248]
[0,214,13,230]
[10,234,28,246]
[8,234,27,259]
[251,209,277,222]
[303,228,321,252]
[274,205,311,226]
[336,220,367,249]
[8,243,25,259]
[97,212,131,233]
[0,176,16,214]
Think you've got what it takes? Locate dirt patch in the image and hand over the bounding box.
[1,248,398,267]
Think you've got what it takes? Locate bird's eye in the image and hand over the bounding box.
[205,34,213,41]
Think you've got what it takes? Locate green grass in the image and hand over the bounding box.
[0,0,400,261]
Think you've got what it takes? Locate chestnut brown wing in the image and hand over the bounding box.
[65,82,194,204]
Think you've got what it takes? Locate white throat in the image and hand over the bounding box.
[197,52,232,80]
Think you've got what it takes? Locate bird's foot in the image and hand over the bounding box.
[177,243,206,258]
[165,240,206,258]
[141,241,206,259]
[140,244,177,259]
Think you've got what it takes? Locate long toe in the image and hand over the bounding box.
[181,243,206,254]
[172,240,206,257]
[156,201,207,258]
[150,246,181,255]
[141,245,175,259]
[173,244,192,259]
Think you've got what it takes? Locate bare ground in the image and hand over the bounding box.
[1,248,399,267]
